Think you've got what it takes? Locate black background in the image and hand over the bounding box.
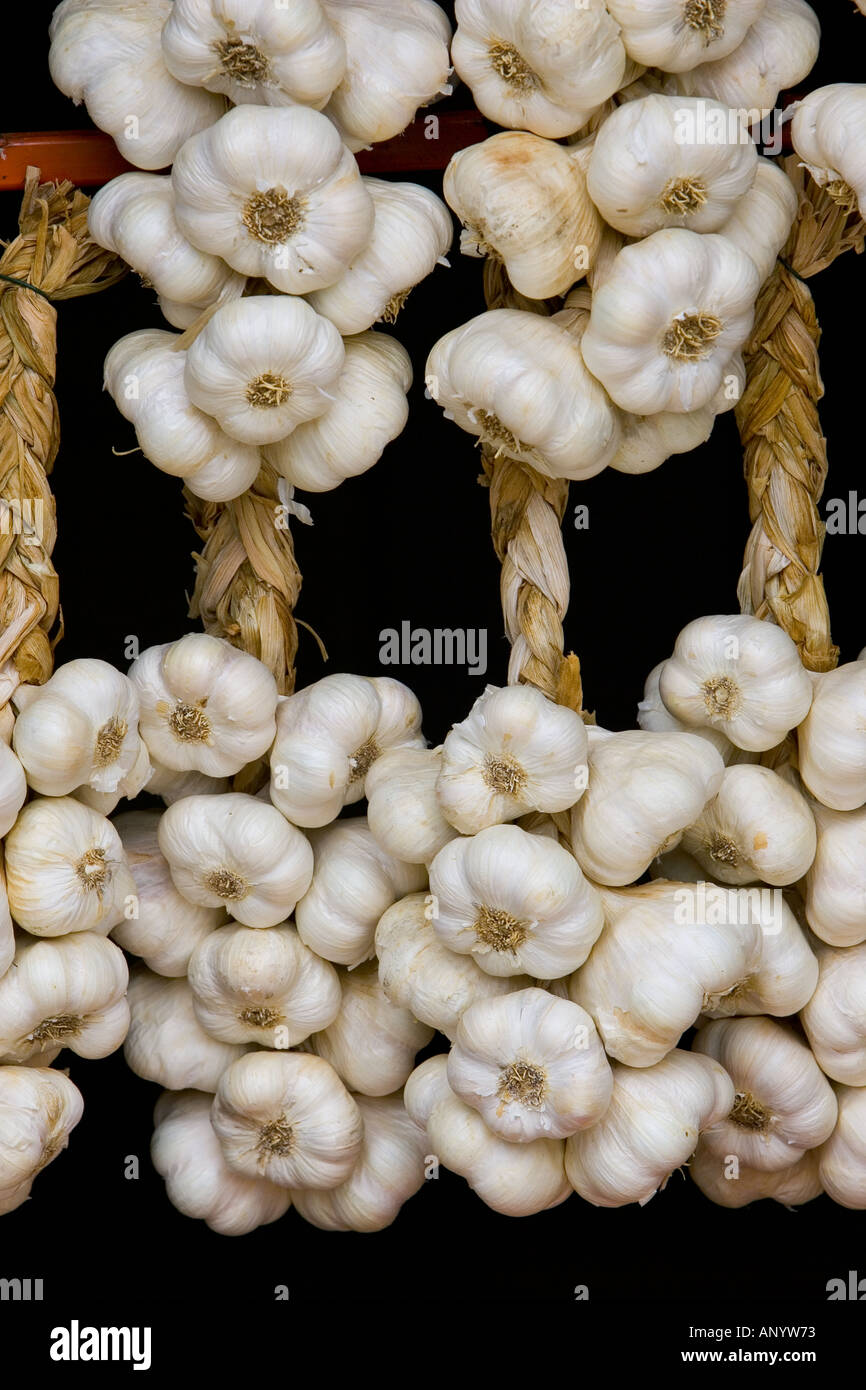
[0,0,864,1362]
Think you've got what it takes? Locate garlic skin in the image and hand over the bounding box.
[269,673,425,828]
[306,180,452,336]
[162,0,346,110]
[674,0,820,115]
[451,0,625,139]
[49,0,224,171]
[447,988,612,1142]
[690,1145,821,1209]
[0,870,13,980]
[264,332,411,493]
[437,684,588,835]
[295,818,425,967]
[818,1085,866,1209]
[129,633,279,777]
[376,893,532,1040]
[801,941,866,1086]
[158,794,314,929]
[581,231,760,415]
[695,1018,837,1173]
[5,797,136,938]
[719,158,798,287]
[565,1049,735,1208]
[658,614,814,752]
[0,741,26,838]
[429,824,603,979]
[427,308,621,482]
[306,961,433,1096]
[405,1054,571,1216]
[792,85,866,220]
[151,1090,290,1235]
[804,802,866,947]
[366,746,458,866]
[610,401,714,476]
[637,660,734,759]
[292,1093,426,1231]
[0,932,129,1065]
[146,761,231,805]
[188,922,340,1046]
[0,1067,84,1216]
[172,105,373,294]
[570,729,725,887]
[212,1050,363,1188]
[681,764,817,887]
[125,970,251,1092]
[606,0,766,72]
[797,661,866,811]
[444,132,602,299]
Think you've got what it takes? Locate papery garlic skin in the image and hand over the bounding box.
[818,1085,866,1209]
[292,1093,426,1231]
[801,941,866,1086]
[405,1054,571,1216]
[804,802,866,947]
[689,1145,821,1209]
[0,873,13,980]
[366,746,458,866]
[681,763,817,887]
[658,614,813,751]
[0,932,129,1064]
[719,157,798,286]
[158,794,314,929]
[0,1066,84,1215]
[792,84,866,220]
[188,922,340,1046]
[637,660,734,759]
[162,0,346,110]
[797,661,866,811]
[606,0,766,72]
[447,988,612,1142]
[5,798,136,938]
[129,633,278,777]
[125,970,251,1092]
[151,1089,290,1235]
[376,894,532,1040]
[212,1050,363,1188]
[0,741,27,839]
[306,960,433,1096]
[565,1049,734,1207]
[146,761,231,806]
[673,0,820,115]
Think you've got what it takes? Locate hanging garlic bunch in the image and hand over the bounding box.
[124,970,252,1093]
[680,764,817,886]
[0,932,129,1065]
[0,1067,84,1216]
[801,940,866,1086]
[304,960,433,1097]
[791,84,866,218]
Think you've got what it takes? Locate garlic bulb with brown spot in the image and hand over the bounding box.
[681,763,817,887]
[0,932,129,1065]
[305,961,433,1096]
[0,1066,84,1215]
[125,970,252,1092]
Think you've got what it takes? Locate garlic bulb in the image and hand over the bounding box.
[451,0,626,139]
[690,1145,821,1209]
[172,105,373,293]
[427,307,621,481]
[306,179,452,335]
[211,1050,363,1188]
[146,761,231,805]
[581,230,760,415]
[675,0,820,115]
[606,0,766,71]
[405,1054,571,1216]
[436,683,588,834]
[269,672,424,828]
[376,893,532,1040]
[428,824,603,979]
[610,352,746,475]
[158,794,314,929]
[151,1090,290,1235]
[0,869,13,980]
[292,1093,425,1231]
[104,330,261,503]
[444,132,602,299]
[694,1017,838,1171]
[323,0,452,151]
[804,802,866,947]
[0,741,26,839]
[129,633,279,776]
[0,932,129,1064]
[719,157,799,286]
[365,746,458,865]
[681,764,817,887]
[658,614,814,751]
[188,922,340,1046]
[49,0,224,171]
[801,941,866,1086]
[447,987,611,1142]
[162,0,346,110]
[264,332,411,493]
[797,661,866,811]
[565,1048,735,1207]
[125,970,251,1092]
[5,797,136,937]
[0,1067,84,1216]
[792,84,866,219]
[637,661,734,757]
[306,960,433,1096]
[569,729,725,887]
[294,818,425,967]
[818,1085,866,1209]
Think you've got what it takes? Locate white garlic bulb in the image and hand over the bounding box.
[801,940,866,1086]
[797,660,866,811]
[681,764,817,886]
[804,802,866,947]
[606,0,766,71]
[269,672,424,828]
[565,1048,735,1207]
[211,1050,363,1188]
[658,614,814,751]
[405,1054,571,1216]
[674,0,820,115]
[188,922,340,1046]
[792,84,866,220]
[129,633,278,777]
[637,660,734,759]
[0,868,13,981]
[158,794,314,929]
[295,818,425,967]
[125,970,251,1092]
[366,746,458,866]
[719,157,799,286]
[151,1089,290,1235]
[818,1085,866,1209]
[0,1066,84,1215]
[146,760,230,805]
[306,960,433,1096]
[0,741,26,839]
[690,1145,821,1209]
[0,932,129,1064]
